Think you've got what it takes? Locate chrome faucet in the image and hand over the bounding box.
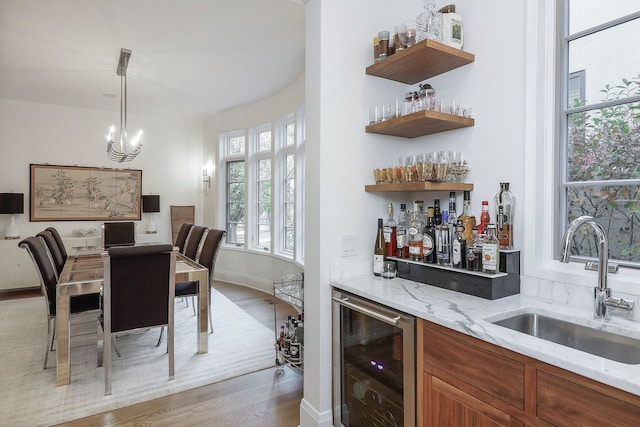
[560,215,634,320]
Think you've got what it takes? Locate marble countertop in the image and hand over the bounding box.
[332,274,640,397]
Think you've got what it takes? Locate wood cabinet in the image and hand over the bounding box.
[419,319,640,426]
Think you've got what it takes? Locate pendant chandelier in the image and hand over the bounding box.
[106,48,143,162]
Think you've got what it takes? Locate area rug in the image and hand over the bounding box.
[0,289,276,426]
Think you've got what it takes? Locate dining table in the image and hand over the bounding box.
[55,247,209,386]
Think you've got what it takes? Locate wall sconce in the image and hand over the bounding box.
[0,193,24,239]
[203,167,211,195]
[142,194,160,234]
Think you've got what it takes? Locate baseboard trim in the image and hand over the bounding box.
[299,398,333,427]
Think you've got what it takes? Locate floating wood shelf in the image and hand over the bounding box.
[366,39,475,84]
[365,182,473,192]
[366,110,474,138]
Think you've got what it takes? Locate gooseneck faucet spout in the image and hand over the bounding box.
[560,215,634,320]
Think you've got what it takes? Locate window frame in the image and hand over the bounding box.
[558,1,640,268]
[523,0,639,294]
[218,107,305,265]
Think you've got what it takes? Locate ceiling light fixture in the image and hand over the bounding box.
[106,48,143,162]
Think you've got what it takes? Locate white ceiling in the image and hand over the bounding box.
[0,0,306,120]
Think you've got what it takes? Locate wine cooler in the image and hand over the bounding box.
[332,289,416,427]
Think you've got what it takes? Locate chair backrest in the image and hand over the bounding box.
[19,237,57,317]
[196,229,226,281]
[104,244,176,333]
[174,222,193,251]
[103,221,135,249]
[45,227,67,260]
[183,225,208,260]
[36,230,64,276]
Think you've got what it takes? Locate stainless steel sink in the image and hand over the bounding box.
[492,312,640,364]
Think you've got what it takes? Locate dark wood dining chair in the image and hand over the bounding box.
[102,221,136,249]
[19,236,100,370]
[36,230,65,277]
[160,229,226,340]
[99,244,177,395]
[182,225,208,259]
[45,226,68,260]
[174,222,193,252]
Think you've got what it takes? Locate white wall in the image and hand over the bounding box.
[302,0,527,425]
[0,98,204,288]
[202,74,305,293]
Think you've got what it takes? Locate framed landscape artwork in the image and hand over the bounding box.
[30,164,142,221]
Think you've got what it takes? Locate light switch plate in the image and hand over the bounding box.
[340,234,358,257]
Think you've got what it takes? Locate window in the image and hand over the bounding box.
[559,2,640,265]
[219,108,305,262]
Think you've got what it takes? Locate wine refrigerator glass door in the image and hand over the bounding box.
[332,290,416,427]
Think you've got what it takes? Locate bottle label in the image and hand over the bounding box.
[396,229,407,248]
[373,254,384,275]
[409,243,421,256]
[383,226,393,243]
[482,243,498,271]
[422,234,434,255]
[452,240,461,264]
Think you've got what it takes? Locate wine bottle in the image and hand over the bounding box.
[374,218,386,276]
[383,203,397,257]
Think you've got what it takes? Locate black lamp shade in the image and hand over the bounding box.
[0,193,24,214]
[142,195,160,213]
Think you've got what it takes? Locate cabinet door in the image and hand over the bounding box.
[537,370,640,426]
[424,373,523,427]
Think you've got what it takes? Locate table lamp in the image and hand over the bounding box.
[142,195,160,234]
[0,193,24,239]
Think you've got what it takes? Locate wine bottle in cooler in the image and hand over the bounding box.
[396,203,409,258]
[383,202,397,257]
[373,218,386,276]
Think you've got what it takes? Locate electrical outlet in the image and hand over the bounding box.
[340,234,358,257]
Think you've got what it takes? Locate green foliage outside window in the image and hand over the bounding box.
[566,75,640,262]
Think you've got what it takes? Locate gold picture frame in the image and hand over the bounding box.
[30,164,142,221]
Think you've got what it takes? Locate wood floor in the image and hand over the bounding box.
[3,282,304,427]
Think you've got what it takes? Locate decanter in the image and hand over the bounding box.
[416,0,442,43]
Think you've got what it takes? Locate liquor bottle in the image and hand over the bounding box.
[448,192,458,225]
[435,210,451,266]
[374,218,386,276]
[465,227,482,271]
[396,203,409,258]
[482,224,500,274]
[423,206,436,263]
[383,203,397,257]
[408,201,425,261]
[433,198,442,225]
[494,182,515,249]
[452,219,467,268]
[478,200,490,236]
[458,190,477,245]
